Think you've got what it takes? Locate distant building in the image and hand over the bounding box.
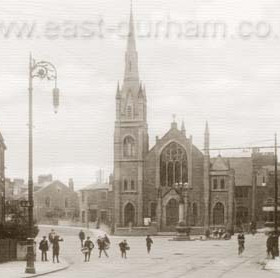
[0,132,6,224]
[79,181,113,227]
[5,178,25,197]
[34,179,79,224]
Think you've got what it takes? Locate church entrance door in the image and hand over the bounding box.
[124,203,135,227]
[166,199,179,227]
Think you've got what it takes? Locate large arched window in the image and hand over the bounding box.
[160,142,188,187]
[123,136,135,157]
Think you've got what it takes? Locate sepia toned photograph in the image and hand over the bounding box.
[0,0,280,277]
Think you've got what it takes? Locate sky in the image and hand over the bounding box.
[1,0,280,190]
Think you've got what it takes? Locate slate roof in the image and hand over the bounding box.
[80,183,110,191]
[228,157,252,186]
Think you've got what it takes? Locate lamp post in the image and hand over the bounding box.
[174,182,192,240]
[25,54,59,274]
[274,133,279,257]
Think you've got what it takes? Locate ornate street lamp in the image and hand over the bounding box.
[173,181,192,240]
[25,54,59,274]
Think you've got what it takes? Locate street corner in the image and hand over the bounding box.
[264,257,280,273]
[21,259,70,278]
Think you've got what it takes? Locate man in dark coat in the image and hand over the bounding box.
[146,235,153,254]
[119,240,129,259]
[271,232,279,259]
[267,233,273,258]
[39,236,49,262]
[97,237,109,258]
[52,235,63,263]
[79,230,85,247]
[84,236,94,262]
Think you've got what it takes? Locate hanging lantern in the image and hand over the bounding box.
[53,88,59,113]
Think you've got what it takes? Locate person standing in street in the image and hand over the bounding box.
[39,236,49,262]
[119,240,129,259]
[52,235,64,263]
[48,229,55,245]
[237,232,245,256]
[84,236,94,262]
[97,237,109,258]
[146,235,153,254]
[267,233,273,258]
[271,232,279,259]
[79,230,85,247]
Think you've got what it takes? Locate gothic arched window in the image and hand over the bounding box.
[131,180,135,191]
[123,136,135,157]
[160,142,188,187]
[124,179,128,191]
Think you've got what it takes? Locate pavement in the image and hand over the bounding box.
[0,259,69,278]
[265,257,280,273]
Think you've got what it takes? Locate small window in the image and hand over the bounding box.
[220,178,225,190]
[131,180,135,191]
[124,179,128,191]
[213,179,218,190]
[65,198,68,208]
[81,191,85,203]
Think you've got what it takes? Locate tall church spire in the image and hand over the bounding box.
[124,1,139,83]
[204,121,210,156]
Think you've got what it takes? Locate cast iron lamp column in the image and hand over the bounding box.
[25,54,59,274]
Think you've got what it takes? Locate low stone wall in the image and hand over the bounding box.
[0,239,17,263]
[114,223,157,236]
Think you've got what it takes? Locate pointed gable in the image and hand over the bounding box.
[211,155,229,171]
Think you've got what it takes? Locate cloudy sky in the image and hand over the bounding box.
[0,0,280,189]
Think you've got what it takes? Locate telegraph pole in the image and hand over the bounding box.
[274,133,278,234]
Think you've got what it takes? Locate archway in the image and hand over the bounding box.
[166,199,179,226]
[192,203,198,226]
[124,203,135,227]
[213,202,224,226]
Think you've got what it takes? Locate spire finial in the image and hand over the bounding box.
[205,121,209,134]
[181,119,186,136]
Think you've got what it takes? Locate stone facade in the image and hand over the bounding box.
[33,180,79,224]
[112,5,278,233]
[79,183,113,227]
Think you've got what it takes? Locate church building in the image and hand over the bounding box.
[113,6,248,234]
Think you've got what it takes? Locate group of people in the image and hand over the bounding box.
[39,229,64,263]
[79,230,153,261]
[205,228,231,240]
